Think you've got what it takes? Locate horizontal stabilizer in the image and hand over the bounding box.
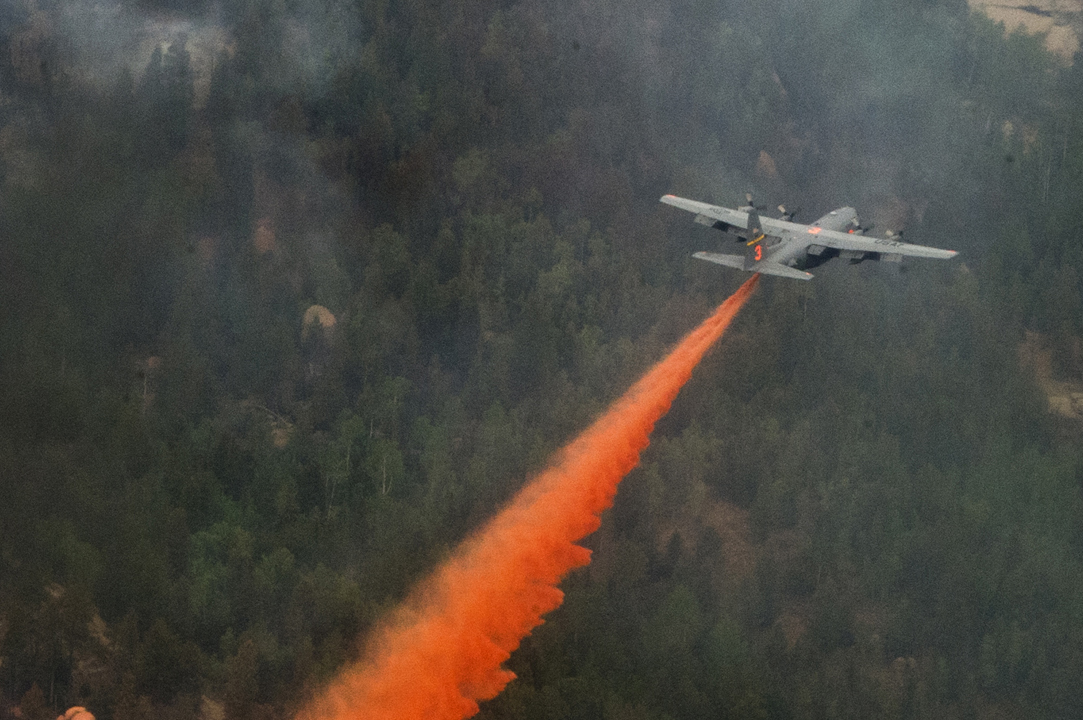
[692,251,746,270]
[693,252,812,280]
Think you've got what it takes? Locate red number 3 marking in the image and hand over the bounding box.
[755,245,763,261]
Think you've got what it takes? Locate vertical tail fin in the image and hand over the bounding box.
[743,208,766,270]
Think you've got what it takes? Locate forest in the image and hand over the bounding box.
[2,0,1083,718]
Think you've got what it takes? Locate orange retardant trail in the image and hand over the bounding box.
[295,274,760,720]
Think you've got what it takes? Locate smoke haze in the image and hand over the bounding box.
[4,0,1083,718]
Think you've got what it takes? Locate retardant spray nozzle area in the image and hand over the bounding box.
[294,274,760,720]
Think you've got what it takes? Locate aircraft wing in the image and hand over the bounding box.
[661,194,749,230]
[805,227,957,260]
[661,194,806,237]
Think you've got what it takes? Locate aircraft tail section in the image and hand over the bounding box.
[693,252,812,280]
[755,262,813,280]
[744,208,765,245]
[693,252,745,270]
[744,235,763,270]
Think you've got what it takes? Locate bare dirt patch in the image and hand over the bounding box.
[969,0,1083,60]
[1018,329,1083,421]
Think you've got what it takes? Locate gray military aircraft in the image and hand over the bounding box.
[661,193,957,280]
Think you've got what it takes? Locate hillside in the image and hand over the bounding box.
[2,1,1083,719]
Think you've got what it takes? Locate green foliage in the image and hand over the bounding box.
[2,2,1083,720]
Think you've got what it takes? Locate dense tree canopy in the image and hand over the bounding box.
[2,1,1083,719]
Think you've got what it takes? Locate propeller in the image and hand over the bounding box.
[742,192,769,212]
[777,204,800,221]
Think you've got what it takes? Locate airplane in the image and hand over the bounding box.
[660,193,958,280]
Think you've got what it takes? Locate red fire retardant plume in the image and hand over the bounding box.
[295,274,760,720]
